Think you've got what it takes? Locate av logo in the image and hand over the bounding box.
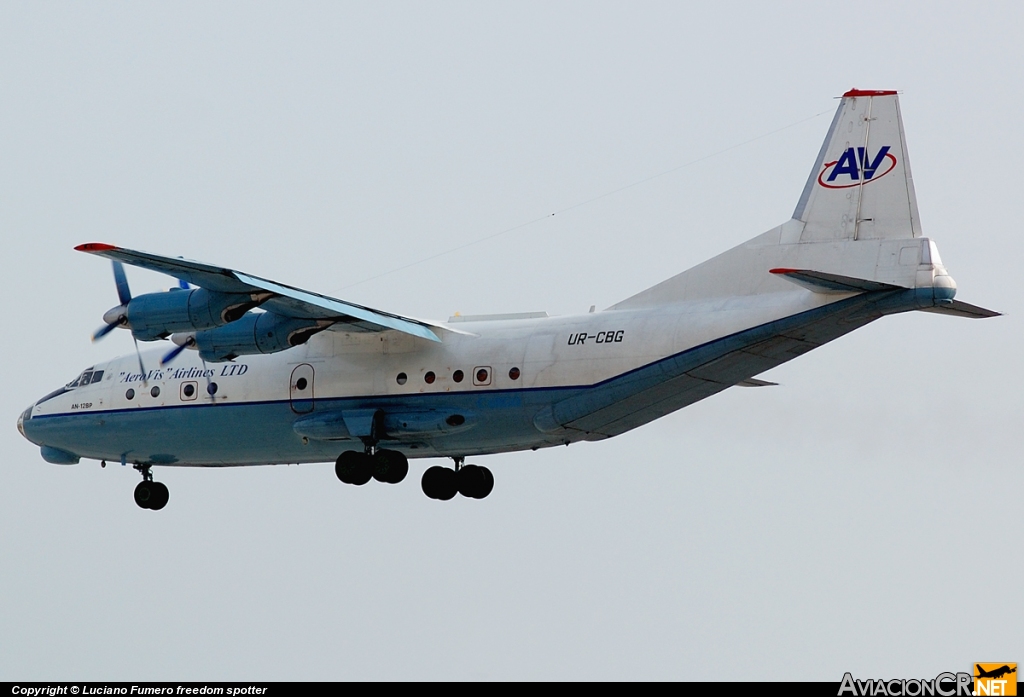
[818,146,897,188]
[974,663,1017,696]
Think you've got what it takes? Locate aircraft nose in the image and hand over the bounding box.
[17,405,38,444]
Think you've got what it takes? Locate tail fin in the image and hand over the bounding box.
[793,89,922,242]
[609,89,996,312]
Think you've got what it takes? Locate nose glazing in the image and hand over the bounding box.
[17,405,34,443]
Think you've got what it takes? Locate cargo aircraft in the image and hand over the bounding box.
[18,90,998,509]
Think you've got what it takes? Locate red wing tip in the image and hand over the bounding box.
[843,89,898,97]
[769,268,798,275]
[75,243,118,253]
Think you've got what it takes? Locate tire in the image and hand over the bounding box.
[422,466,457,500]
[134,481,154,509]
[336,451,373,485]
[457,465,484,498]
[149,482,169,510]
[372,449,409,484]
[477,466,494,499]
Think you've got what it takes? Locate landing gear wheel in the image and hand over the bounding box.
[149,482,169,510]
[421,466,457,500]
[335,451,373,485]
[132,464,170,510]
[134,481,154,509]
[372,449,409,484]
[457,465,494,499]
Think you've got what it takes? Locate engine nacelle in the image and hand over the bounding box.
[124,288,262,342]
[193,312,328,362]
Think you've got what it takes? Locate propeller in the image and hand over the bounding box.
[160,333,196,366]
[89,260,149,385]
[92,261,131,341]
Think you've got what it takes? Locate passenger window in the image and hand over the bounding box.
[180,381,198,401]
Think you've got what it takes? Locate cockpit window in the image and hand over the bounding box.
[65,368,99,389]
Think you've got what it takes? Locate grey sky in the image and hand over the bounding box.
[1,1,1020,680]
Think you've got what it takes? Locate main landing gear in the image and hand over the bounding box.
[133,464,169,511]
[421,457,494,501]
[335,448,410,486]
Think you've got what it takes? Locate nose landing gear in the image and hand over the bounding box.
[133,464,169,510]
[421,457,493,500]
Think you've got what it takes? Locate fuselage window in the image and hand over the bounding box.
[452,370,464,383]
[126,388,135,400]
[424,371,435,384]
[509,367,521,380]
[396,373,408,385]
[151,386,161,398]
[296,377,308,391]
[207,382,218,395]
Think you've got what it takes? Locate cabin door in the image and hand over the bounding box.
[289,364,315,414]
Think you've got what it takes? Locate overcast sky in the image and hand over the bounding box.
[2,1,1021,681]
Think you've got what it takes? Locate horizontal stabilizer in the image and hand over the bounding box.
[919,300,1001,319]
[769,268,903,294]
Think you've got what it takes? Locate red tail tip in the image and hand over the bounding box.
[842,89,897,98]
[75,243,118,253]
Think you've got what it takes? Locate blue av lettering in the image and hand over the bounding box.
[827,146,891,182]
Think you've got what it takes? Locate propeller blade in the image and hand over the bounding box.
[132,336,148,386]
[160,343,188,366]
[92,321,120,342]
[112,261,131,306]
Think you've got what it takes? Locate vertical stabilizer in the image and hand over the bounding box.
[793,89,922,242]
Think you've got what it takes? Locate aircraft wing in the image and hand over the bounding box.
[75,243,442,342]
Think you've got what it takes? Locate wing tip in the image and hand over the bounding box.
[75,242,119,253]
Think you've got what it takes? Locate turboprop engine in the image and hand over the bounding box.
[171,312,331,363]
[104,287,265,342]
[91,259,267,342]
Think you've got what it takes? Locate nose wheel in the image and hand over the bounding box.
[133,465,169,510]
[421,458,493,500]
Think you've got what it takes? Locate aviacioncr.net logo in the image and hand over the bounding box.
[839,672,973,696]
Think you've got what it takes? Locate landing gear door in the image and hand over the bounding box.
[290,364,315,414]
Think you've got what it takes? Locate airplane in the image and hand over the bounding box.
[975,665,1016,680]
[17,89,999,510]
